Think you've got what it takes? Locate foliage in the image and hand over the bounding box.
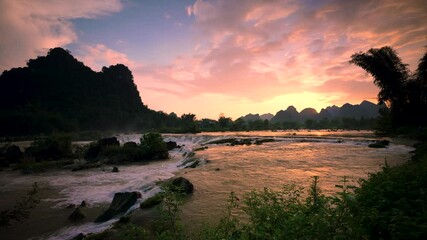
[140,133,169,160]
[26,134,73,161]
[117,224,149,240]
[200,177,363,240]
[350,46,427,129]
[0,182,40,228]
[353,143,427,240]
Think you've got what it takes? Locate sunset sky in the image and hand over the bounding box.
[1,0,426,119]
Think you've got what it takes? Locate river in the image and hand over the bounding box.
[0,130,415,239]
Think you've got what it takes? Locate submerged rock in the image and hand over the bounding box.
[95,191,140,222]
[112,166,119,172]
[69,207,85,221]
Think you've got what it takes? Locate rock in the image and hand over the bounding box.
[169,177,194,195]
[69,207,85,221]
[185,160,200,168]
[98,137,120,147]
[165,141,178,150]
[72,233,85,240]
[85,137,120,160]
[214,168,220,171]
[255,139,275,145]
[369,140,390,148]
[4,145,23,163]
[112,166,119,173]
[140,194,163,209]
[95,191,139,222]
[80,201,87,207]
[123,141,137,148]
[368,143,387,148]
[66,204,76,209]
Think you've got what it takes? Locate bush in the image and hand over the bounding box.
[140,133,168,160]
[200,177,363,240]
[26,134,73,161]
[353,145,427,240]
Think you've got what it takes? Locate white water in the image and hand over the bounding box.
[0,131,415,239]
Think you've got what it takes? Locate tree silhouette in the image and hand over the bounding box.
[350,46,427,129]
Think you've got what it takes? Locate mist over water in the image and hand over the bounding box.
[0,131,414,239]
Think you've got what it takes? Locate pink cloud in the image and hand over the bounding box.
[77,44,135,71]
[0,0,122,72]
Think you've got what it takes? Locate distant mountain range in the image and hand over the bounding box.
[238,101,383,123]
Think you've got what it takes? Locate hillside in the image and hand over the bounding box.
[0,48,153,136]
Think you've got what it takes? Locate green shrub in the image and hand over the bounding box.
[353,147,427,240]
[140,133,168,160]
[200,177,364,240]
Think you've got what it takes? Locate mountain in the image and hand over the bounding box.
[240,113,274,122]
[0,47,156,136]
[260,113,274,121]
[240,114,262,122]
[299,108,318,121]
[270,106,299,124]
[269,101,381,124]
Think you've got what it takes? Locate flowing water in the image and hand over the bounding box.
[0,131,415,239]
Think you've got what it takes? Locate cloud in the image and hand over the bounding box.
[0,0,122,72]
[77,44,135,71]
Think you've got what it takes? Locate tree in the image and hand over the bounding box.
[350,46,427,129]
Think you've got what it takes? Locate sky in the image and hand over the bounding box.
[1,0,426,120]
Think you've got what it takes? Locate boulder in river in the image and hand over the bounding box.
[165,141,178,150]
[69,207,85,221]
[85,137,120,160]
[95,191,141,222]
[369,140,390,148]
[112,166,119,172]
[169,177,194,195]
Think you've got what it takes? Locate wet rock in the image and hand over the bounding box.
[85,137,120,160]
[140,194,163,209]
[2,145,23,164]
[95,191,140,222]
[66,204,76,209]
[98,137,120,147]
[254,138,275,145]
[112,166,119,173]
[165,141,178,150]
[123,141,137,148]
[194,146,208,151]
[214,168,220,171]
[69,207,85,221]
[369,140,390,148]
[80,200,87,207]
[169,177,194,195]
[72,233,85,240]
[185,160,200,168]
